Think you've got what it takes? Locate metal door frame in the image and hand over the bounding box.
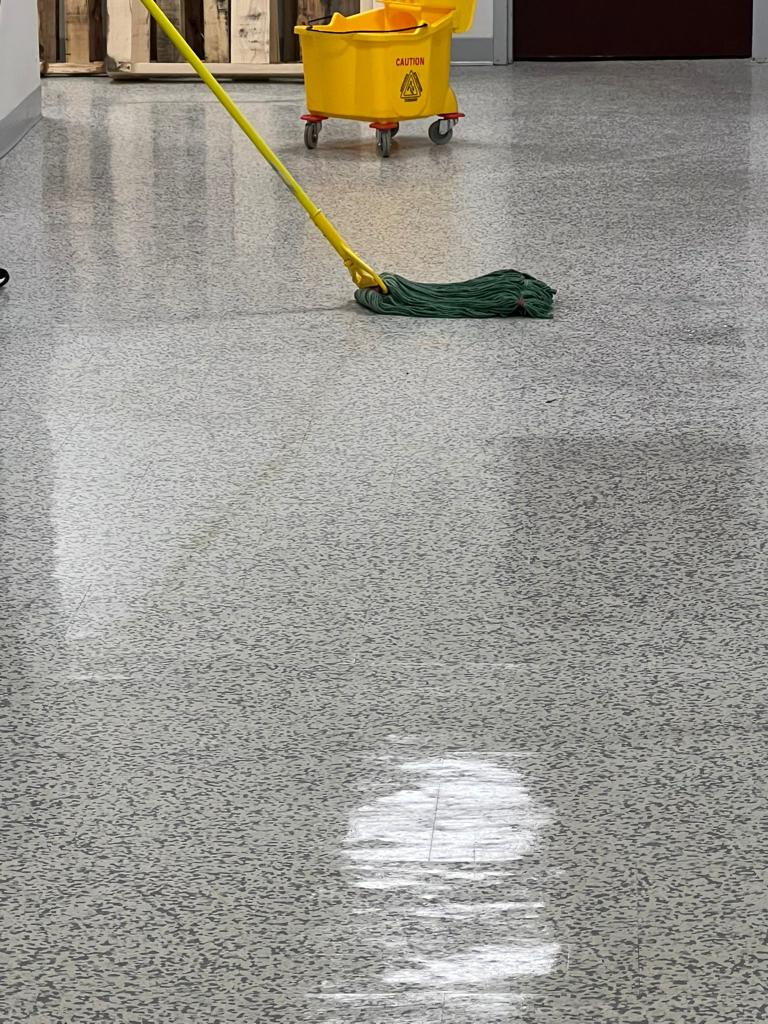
[493,0,511,63]
[755,0,768,59]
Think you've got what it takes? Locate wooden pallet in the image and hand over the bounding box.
[37,0,360,80]
[105,0,356,79]
[38,1,107,75]
[108,60,302,78]
[106,0,285,71]
[105,0,292,78]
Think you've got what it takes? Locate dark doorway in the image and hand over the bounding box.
[514,1,753,59]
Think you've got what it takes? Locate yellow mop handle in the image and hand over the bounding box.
[134,0,385,292]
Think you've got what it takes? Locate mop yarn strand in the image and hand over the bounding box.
[356,270,556,319]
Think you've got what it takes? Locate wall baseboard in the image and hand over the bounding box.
[0,87,41,160]
[452,37,494,64]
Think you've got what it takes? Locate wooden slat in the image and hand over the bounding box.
[156,0,185,62]
[38,0,59,63]
[108,60,302,78]
[106,0,131,63]
[132,0,152,61]
[230,0,270,64]
[106,0,150,65]
[65,0,91,64]
[44,60,107,74]
[269,0,279,63]
[203,0,229,62]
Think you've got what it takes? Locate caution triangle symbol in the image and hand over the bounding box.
[400,70,423,102]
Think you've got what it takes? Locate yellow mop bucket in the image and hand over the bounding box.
[296,0,476,157]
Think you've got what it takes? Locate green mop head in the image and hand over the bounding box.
[354,269,556,319]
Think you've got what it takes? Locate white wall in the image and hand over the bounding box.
[464,0,493,40]
[0,0,41,156]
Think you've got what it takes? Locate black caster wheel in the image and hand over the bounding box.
[304,121,321,150]
[428,119,453,146]
[376,128,392,158]
[390,124,400,138]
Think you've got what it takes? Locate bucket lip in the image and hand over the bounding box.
[295,15,451,40]
[383,0,476,34]
[296,24,429,34]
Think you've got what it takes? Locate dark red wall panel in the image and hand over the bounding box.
[514,1,753,59]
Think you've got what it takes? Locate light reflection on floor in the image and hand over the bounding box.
[320,750,558,1019]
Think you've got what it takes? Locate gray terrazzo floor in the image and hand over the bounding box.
[1,62,767,1022]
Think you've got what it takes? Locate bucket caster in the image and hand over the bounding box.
[376,129,392,158]
[301,114,327,150]
[429,112,464,146]
[370,122,398,158]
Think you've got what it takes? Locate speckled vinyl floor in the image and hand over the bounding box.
[1,62,767,1023]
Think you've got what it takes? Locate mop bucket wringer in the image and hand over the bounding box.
[296,0,476,156]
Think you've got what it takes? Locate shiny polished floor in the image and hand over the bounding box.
[1,63,766,1022]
